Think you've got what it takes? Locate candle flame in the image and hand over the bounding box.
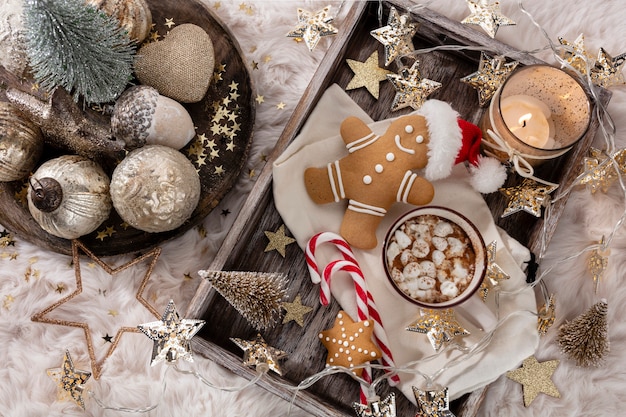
[518,113,532,128]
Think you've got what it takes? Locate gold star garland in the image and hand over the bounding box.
[558,33,592,75]
[386,60,442,111]
[537,294,556,336]
[47,350,92,409]
[587,237,610,294]
[406,308,470,353]
[500,178,559,218]
[578,148,626,193]
[461,0,516,38]
[286,6,338,51]
[413,386,456,417]
[591,48,626,88]
[461,52,518,106]
[230,333,288,375]
[479,241,510,301]
[353,393,397,417]
[370,7,419,66]
[31,240,162,379]
[506,356,561,407]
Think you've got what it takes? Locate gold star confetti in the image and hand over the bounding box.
[353,393,397,417]
[138,299,205,365]
[281,294,313,327]
[588,237,610,294]
[196,224,207,238]
[230,333,287,375]
[286,5,338,51]
[479,241,510,301]
[319,311,381,376]
[413,386,456,417]
[55,284,66,294]
[276,102,286,110]
[591,48,626,88]
[248,168,256,179]
[96,229,108,241]
[461,52,518,106]
[386,60,442,111]
[255,94,264,104]
[370,7,418,66]
[264,55,272,63]
[461,0,516,38]
[102,334,113,343]
[264,224,296,257]
[558,33,592,75]
[251,60,259,70]
[31,241,162,379]
[108,309,118,317]
[406,308,469,352]
[506,356,561,407]
[215,165,225,175]
[213,1,221,10]
[500,178,558,218]
[183,273,193,281]
[164,18,175,28]
[3,294,14,310]
[537,293,556,336]
[47,350,91,409]
[578,147,626,193]
[345,50,393,99]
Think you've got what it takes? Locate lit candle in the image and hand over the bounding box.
[500,95,555,149]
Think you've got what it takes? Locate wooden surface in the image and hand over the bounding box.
[187,1,611,416]
[0,0,255,256]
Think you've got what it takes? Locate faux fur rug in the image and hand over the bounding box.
[0,1,624,416]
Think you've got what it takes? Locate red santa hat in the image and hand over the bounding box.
[416,99,507,194]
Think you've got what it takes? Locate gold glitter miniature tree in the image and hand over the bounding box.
[557,299,609,367]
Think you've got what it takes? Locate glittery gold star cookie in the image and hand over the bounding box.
[461,52,518,106]
[506,356,561,406]
[47,350,91,410]
[591,48,626,88]
[345,50,393,99]
[264,224,296,257]
[370,7,419,66]
[319,310,382,376]
[230,333,288,375]
[461,0,515,38]
[406,308,469,352]
[281,294,313,327]
[413,386,456,417]
[386,60,441,111]
[286,5,338,51]
[500,178,558,218]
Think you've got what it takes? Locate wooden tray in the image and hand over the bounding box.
[186,1,611,416]
[0,0,255,256]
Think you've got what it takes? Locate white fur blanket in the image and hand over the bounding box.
[0,1,624,416]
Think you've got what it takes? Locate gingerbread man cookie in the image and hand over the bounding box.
[304,99,507,249]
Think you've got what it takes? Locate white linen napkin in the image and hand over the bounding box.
[272,84,539,403]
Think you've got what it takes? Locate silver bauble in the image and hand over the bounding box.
[0,102,44,181]
[28,155,112,239]
[110,145,201,233]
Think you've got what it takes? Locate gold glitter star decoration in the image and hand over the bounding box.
[286,5,338,51]
[264,224,296,257]
[506,356,561,407]
[413,386,456,417]
[230,333,288,375]
[461,0,516,38]
[461,52,518,106]
[47,350,91,410]
[281,294,313,327]
[31,240,162,379]
[318,310,382,376]
[500,178,559,218]
[370,7,418,66]
[406,308,469,353]
[386,60,442,111]
[345,50,393,99]
[353,392,397,417]
[558,33,593,75]
[137,299,205,366]
[588,237,610,294]
[537,293,556,336]
[591,48,626,88]
[479,241,510,301]
[578,147,626,193]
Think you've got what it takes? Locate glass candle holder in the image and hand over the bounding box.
[480,64,591,165]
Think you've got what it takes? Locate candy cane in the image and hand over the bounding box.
[306,232,400,395]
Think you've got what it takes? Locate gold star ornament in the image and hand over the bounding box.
[537,293,556,336]
[406,308,469,353]
[588,237,610,294]
[281,294,313,327]
[558,33,592,75]
[137,300,206,366]
[264,224,296,257]
[286,6,338,51]
[345,50,393,99]
[479,241,510,301]
[461,0,515,38]
[47,350,92,409]
[461,52,518,106]
[230,333,288,375]
[591,48,626,88]
[353,393,397,417]
[500,178,558,218]
[413,386,456,417]
[386,60,441,111]
[578,147,626,193]
[370,7,419,66]
[506,356,561,407]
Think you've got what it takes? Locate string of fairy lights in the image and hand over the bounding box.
[42,0,624,415]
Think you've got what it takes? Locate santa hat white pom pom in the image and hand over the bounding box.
[468,155,508,194]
